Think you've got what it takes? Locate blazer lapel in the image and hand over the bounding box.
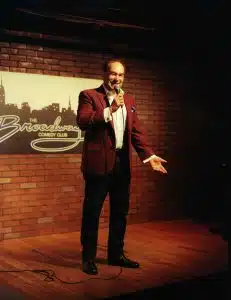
[96,85,108,109]
[96,85,115,131]
[124,95,131,133]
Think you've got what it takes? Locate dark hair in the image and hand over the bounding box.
[103,59,126,73]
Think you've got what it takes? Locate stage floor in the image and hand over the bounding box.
[0,220,228,299]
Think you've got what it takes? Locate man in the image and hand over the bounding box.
[76,59,167,275]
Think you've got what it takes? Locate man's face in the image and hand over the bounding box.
[104,61,125,91]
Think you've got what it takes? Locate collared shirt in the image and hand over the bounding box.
[103,85,126,150]
[103,84,157,163]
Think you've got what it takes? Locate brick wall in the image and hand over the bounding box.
[0,41,182,240]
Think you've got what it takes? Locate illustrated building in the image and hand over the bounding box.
[0,75,5,105]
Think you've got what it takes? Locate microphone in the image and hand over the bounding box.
[114,84,124,107]
[114,84,120,94]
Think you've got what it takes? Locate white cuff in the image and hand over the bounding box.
[143,154,157,163]
[104,107,112,122]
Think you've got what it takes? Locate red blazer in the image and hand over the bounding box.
[76,84,154,177]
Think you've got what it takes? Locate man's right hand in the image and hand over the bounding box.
[110,94,124,113]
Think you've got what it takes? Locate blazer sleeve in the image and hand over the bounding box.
[76,90,105,130]
[131,101,155,161]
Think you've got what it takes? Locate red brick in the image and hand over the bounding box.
[11,201,29,208]
[2,183,20,190]
[27,56,44,63]
[31,176,45,182]
[0,54,9,59]
[26,69,44,74]
[4,233,21,239]
[65,66,81,73]
[18,61,35,68]
[0,227,12,234]
[20,207,34,213]
[43,70,59,76]
[19,230,40,238]
[54,215,69,222]
[20,219,37,225]
[3,220,20,227]
[18,49,36,56]
[43,211,60,217]
[60,60,75,66]
[35,63,51,70]
[2,171,19,177]
[9,67,27,72]
[37,51,51,58]
[14,225,35,232]
[3,208,20,215]
[20,170,36,176]
[37,217,53,224]
[0,66,9,71]
[43,58,59,64]
[10,55,26,61]
[0,60,18,67]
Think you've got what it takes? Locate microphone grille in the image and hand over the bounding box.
[115,84,120,94]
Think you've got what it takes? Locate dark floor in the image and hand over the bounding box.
[1,271,229,300]
[104,270,229,300]
[0,285,25,300]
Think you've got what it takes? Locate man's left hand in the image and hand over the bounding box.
[149,156,167,174]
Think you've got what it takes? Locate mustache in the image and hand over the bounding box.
[110,81,120,85]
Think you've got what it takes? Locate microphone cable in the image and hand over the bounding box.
[0,246,123,284]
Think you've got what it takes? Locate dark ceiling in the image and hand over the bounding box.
[0,1,227,60]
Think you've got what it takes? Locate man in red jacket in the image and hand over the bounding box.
[77,59,167,275]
